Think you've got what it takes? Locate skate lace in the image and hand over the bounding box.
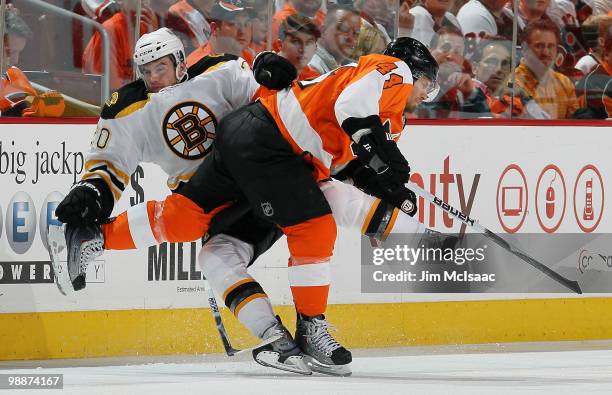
[263,324,296,352]
[80,239,104,273]
[309,318,341,357]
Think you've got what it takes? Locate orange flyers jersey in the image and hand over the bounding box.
[259,53,414,182]
[298,65,320,80]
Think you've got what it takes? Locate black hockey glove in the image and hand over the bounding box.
[252,51,297,90]
[348,121,410,191]
[383,185,418,217]
[55,182,105,226]
[347,162,417,216]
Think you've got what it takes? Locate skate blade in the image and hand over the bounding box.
[47,224,73,296]
[303,355,352,377]
[255,352,312,375]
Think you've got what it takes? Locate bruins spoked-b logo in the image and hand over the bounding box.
[163,101,217,160]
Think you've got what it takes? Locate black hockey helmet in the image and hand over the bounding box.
[384,37,439,100]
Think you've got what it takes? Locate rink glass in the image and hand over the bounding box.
[4,0,600,119]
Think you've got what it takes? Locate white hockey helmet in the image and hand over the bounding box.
[133,28,187,83]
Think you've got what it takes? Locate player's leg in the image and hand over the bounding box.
[215,102,352,375]
[50,148,239,293]
[103,149,240,250]
[51,192,232,293]
[320,179,427,240]
[199,229,309,375]
[201,208,310,373]
[321,179,459,255]
[101,194,223,250]
[49,195,227,294]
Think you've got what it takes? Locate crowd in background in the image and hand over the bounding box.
[1,0,611,119]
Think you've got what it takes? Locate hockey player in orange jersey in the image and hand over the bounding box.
[53,37,439,376]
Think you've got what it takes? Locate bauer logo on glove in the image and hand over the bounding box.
[401,199,415,215]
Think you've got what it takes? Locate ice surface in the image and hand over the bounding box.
[2,342,612,394]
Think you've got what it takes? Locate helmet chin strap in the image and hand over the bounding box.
[176,63,188,83]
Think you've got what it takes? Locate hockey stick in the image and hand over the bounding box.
[205,281,241,356]
[205,280,280,356]
[407,182,582,294]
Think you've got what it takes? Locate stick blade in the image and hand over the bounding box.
[567,280,582,295]
[233,334,282,356]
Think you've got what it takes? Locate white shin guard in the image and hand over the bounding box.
[320,179,426,242]
[199,234,277,339]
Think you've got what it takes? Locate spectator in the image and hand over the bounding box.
[515,19,579,119]
[186,0,254,66]
[575,15,612,74]
[574,24,612,118]
[575,0,594,23]
[272,0,326,40]
[513,0,553,31]
[354,0,392,41]
[451,0,470,14]
[350,16,389,58]
[548,0,590,77]
[309,5,360,74]
[398,0,416,37]
[235,5,257,64]
[276,14,321,79]
[2,8,29,70]
[582,0,612,18]
[505,0,587,80]
[548,0,581,29]
[457,0,515,40]
[1,10,64,117]
[351,0,391,58]
[474,39,513,93]
[407,0,462,48]
[471,38,549,118]
[166,0,215,54]
[248,1,269,54]
[418,27,490,118]
[81,0,137,89]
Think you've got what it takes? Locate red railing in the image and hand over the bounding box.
[2,117,608,127]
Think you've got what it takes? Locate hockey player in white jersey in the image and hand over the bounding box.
[51,33,444,376]
[51,28,310,375]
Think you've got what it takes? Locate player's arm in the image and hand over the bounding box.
[334,61,413,190]
[334,159,417,216]
[251,51,297,91]
[56,118,139,226]
[241,52,298,102]
[56,90,145,226]
[209,54,296,107]
[333,60,418,215]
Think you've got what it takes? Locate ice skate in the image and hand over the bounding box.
[253,317,311,375]
[48,223,104,295]
[295,313,352,376]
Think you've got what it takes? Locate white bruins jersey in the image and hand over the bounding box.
[82,57,259,202]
